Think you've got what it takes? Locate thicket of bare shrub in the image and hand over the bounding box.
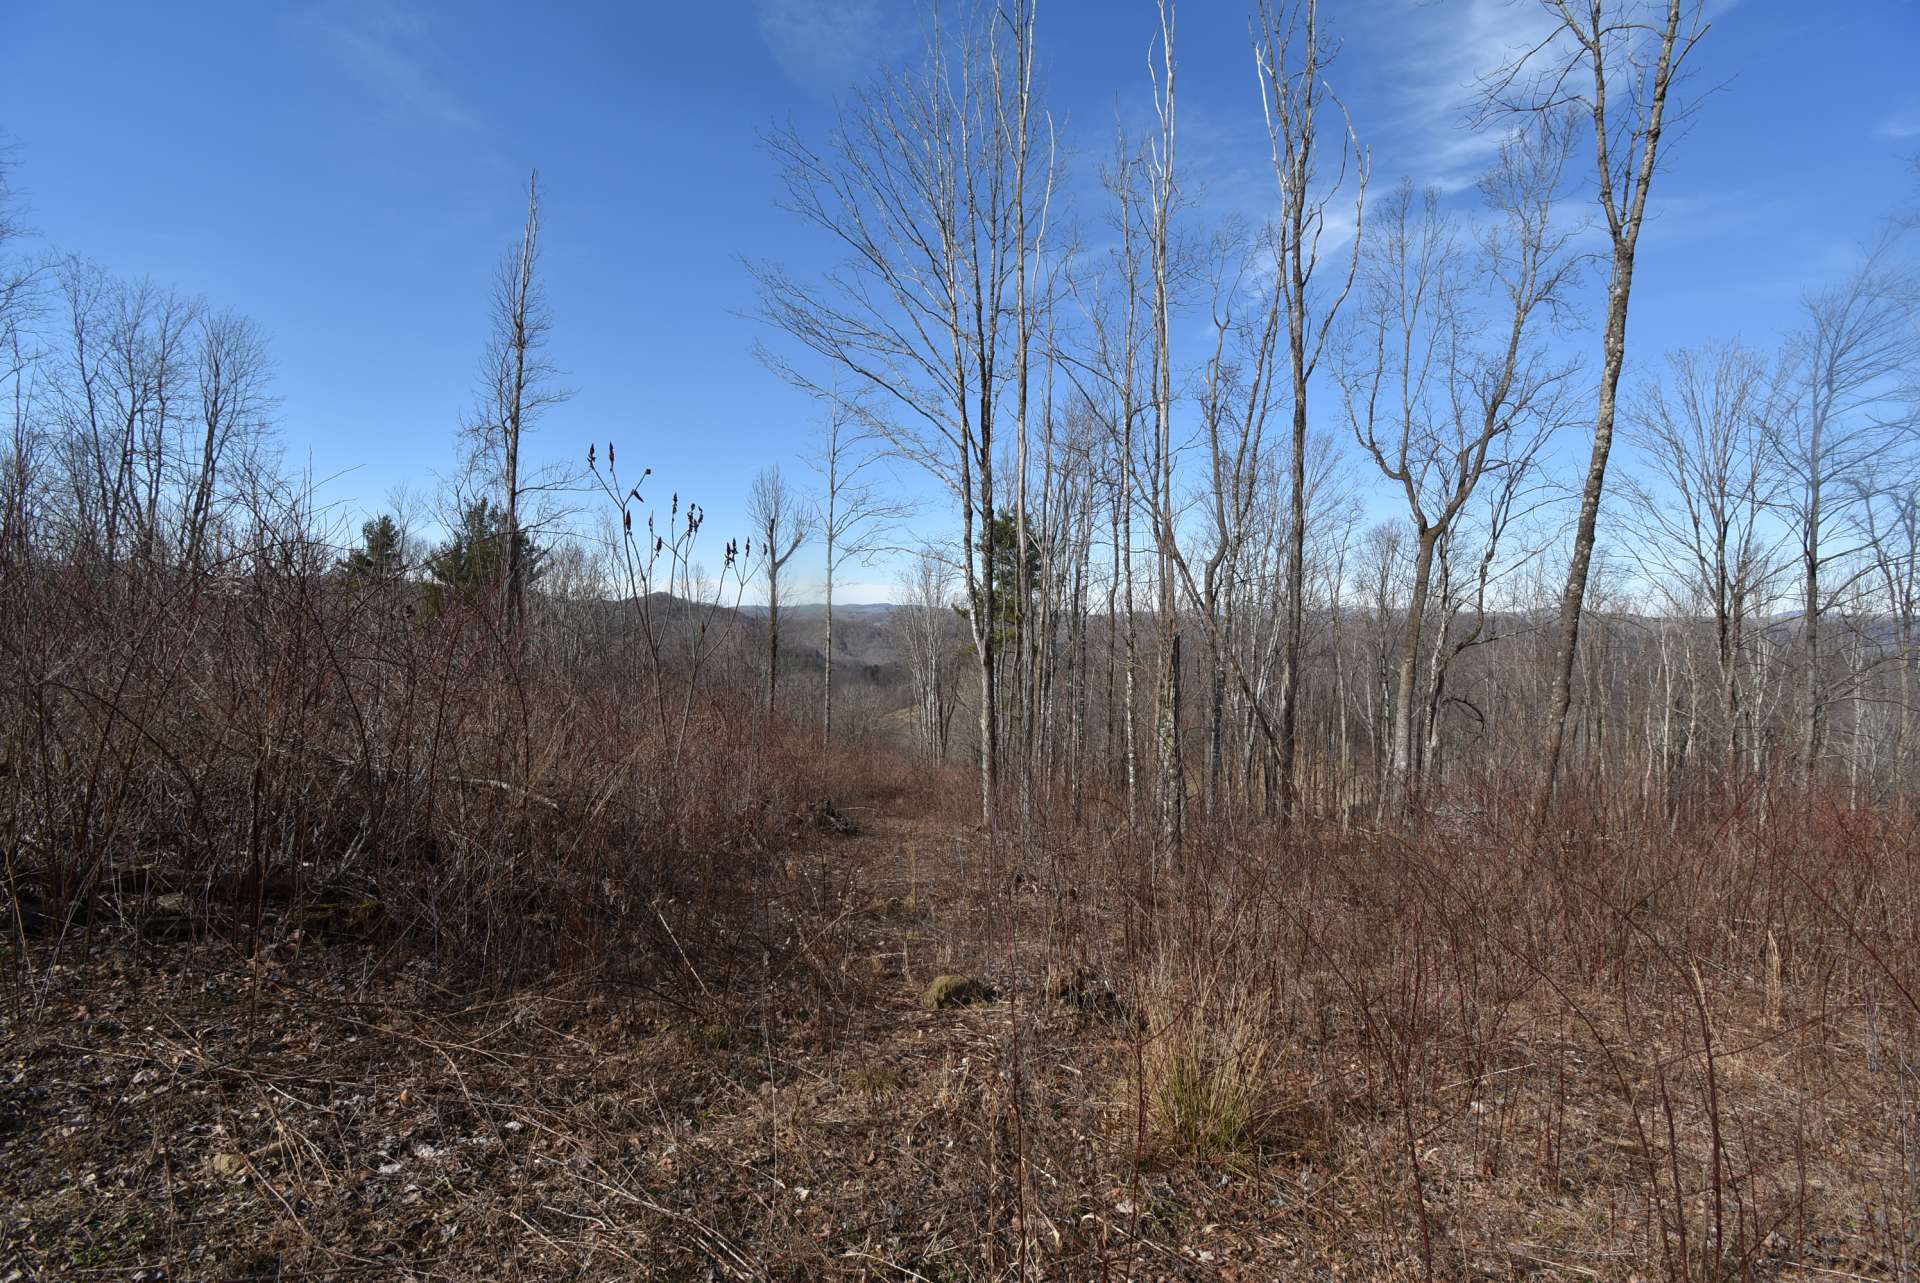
[0,510,888,995]
[1014,792,1920,1277]
[5,496,1917,1277]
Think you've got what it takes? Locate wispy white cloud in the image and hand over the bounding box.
[1877,108,1920,140]
[1358,0,1562,194]
[290,0,474,129]
[754,0,910,95]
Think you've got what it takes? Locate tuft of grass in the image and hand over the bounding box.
[1140,958,1281,1159]
[688,1021,735,1052]
[848,1064,907,1098]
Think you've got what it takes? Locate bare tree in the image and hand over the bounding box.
[1857,460,1920,794]
[0,143,33,382]
[748,464,813,723]
[1253,0,1367,823]
[46,264,199,564]
[1147,0,1185,856]
[1484,0,1710,819]
[0,145,27,364]
[1062,129,1152,820]
[472,171,566,644]
[107,279,198,563]
[49,259,111,558]
[809,398,909,745]
[1767,234,1919,786]
[1008,0,1053,815]
[754,3,1051,826]
[896,547,960,763]
[1339,125,1576,816]
[1417,455,1556,795]
[1621,342,1782,779]
[0,145,41,563]
[183,309,275,569]
[1191,219,1284,820]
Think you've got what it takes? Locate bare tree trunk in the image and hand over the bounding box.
[1150,0,1183,861]
[823,534,834,745]
[1158,633,1183,855]
[1520,0,1702,820]
[767,578,780,722]
[1801,467,1823,789]
[1388,533,1439,812]
[1012,19,1035,815]
[1255,0,1366,824]
[501,173,541,646]
[1122,408,1139,823]
[1207,621,1227,820]
[1539,252,1633,814]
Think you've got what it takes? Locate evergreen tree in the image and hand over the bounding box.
[964,512,1041,652]
[339,514,405,580]
[427,500,542,602]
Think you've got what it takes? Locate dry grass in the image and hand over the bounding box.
[1079,799,1920,1280]
[1138,950,1293,1160]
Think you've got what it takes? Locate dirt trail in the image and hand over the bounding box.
[0,808,1176,1281]
[11,804,1895,1279]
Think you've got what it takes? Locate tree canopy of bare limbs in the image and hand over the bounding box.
[15,253,279,574]
[1338,123,1579,816]
[1253,0,1367,823]
[751,0,1052,828]
[1,145,39,561]
[1482,0,1710,819]
[1767,230,1920,785]
[1621,342,1783,779]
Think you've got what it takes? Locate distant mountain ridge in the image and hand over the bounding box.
[738,602,899,618]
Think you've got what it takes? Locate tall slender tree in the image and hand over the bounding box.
[473,171,566,647]
[753,3,1052,827]
[1147,0,1185,857]
[1484,0,1709,818]
[810,400,909,745]
[748,465,813,724]
[1254,0,1367,822]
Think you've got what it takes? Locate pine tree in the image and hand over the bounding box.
[426,501,541,604]
[964,512,1041,653]
[339,514,405,581]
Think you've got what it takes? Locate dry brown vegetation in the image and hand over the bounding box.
[6,2,1920,1276]
[4,538,1918,1280]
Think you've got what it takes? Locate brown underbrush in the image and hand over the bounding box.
[5,563,1918,1280]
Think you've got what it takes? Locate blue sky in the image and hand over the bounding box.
[4,0,1916,601]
